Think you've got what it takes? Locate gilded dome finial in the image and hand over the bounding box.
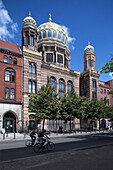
[29,11,31,17]
[88,41,90,45]
[49,13,52,22]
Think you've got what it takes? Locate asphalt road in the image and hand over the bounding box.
[0,133,113,170]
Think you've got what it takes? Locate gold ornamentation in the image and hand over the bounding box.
[29,11,31,17]
[49,13,52,22]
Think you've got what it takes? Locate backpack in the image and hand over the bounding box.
[38,132,44,137]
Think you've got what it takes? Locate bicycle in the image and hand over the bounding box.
[25,135,39,147]
[34,138,55,153]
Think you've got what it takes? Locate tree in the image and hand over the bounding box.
[59,85,87,131]
[100,57,113,74]
[28,77,59,131]
[100,57,113,95]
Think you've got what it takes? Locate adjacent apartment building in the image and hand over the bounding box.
[0,40,22,132]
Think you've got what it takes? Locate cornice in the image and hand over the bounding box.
[41,62,80,77]
[0,48,22,58]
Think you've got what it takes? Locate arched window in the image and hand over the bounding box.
[43,30,46,38]
[62,35,64,42]
[30,35,34,46]
[9,57,12,64]
[48,30,51,37]
[29,62,36,74]
[58,32,61,39]
[39,32,42,39]
[4,55,7,63]
[57,54,63,64]
[32,63,36,74]
[29,63,32,73]
[29,80,36,93]
[5,69,15,82]
[10,88,15,99]
[32,81,36,93]
[67,81,72,96]
[29,80,32,93]
[53,31,56,38]
[46,53,53,62]
[59,79,65,97]
[5,88,9,99]
[65,38,67,44]
[25,31,29,46]
[50,77,56,93]
[13,58,17,65]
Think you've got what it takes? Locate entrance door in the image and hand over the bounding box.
[5,118,15,132]
[3,112,16,132]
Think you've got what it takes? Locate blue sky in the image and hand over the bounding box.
[0,0,113,82]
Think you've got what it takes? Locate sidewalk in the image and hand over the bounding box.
[0,130,110,141]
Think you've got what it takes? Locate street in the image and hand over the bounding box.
[0,133,113,170]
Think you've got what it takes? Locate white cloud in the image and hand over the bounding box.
[109,73,113,79]
[0,0,18,40]
[61,25,76,50]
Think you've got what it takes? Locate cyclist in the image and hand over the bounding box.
[30,129,38,144]
[38,129,49,145]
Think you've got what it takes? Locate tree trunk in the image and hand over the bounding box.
[70,117,71,131]
[56,119,57,131]
[42,119,45,131]
[99,119,101,131]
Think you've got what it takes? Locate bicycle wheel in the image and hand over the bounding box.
[34,143,42,153]
[25,140,32,147]
[47,142,55,151]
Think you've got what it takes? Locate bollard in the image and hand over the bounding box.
[3,133,5,140]
[24,132,26,138]
[14,132,15,139]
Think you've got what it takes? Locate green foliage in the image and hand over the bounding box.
[28,76,59,122]
[28,76,113,129]
[100,57,113,95]
[100,57,113,74]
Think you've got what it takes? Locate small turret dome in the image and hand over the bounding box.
[84,42,94,55]
[23,12,37,30]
